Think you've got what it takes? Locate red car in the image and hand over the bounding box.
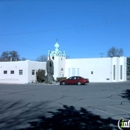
[60,76,89,85]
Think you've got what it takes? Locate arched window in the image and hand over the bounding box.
[52,56,54,60]
[61,68,63,71]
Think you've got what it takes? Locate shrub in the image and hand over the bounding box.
[127,57,130,76]
[56,77,67,82]
[36,69,46,82]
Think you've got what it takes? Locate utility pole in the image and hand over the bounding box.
[100,53,104,58]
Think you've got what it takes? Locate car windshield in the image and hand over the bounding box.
[69,76,77,79]
[78,76,84,79]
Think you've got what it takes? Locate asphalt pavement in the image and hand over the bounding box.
[0,82,130,130]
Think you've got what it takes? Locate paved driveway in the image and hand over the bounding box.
[0,82,130,130]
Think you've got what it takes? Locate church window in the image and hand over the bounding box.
[77,68,79,76]
[120,65,122,80]
[11,70,14,74]
[113,65,115,80]
[61,68,63,71]
[32,70,35,75]
[52,56,54,60]
[72,68,75,75]
[3,70,7,74]
[91,71,93,74]
[19,70,23,75]
[68,68,70,77]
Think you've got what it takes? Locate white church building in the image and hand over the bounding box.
[0,41,127,84]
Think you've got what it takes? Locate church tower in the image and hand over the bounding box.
[48,40,66,80]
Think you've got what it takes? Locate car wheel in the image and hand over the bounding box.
[77,82,81,85]
[62,82,66,85]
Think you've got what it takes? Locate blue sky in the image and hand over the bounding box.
[0,0,130,60]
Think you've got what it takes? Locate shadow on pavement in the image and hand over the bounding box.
[0,100,49,130]
[0,100,118,130]
[121,89,130,101]
[20,105,118,130]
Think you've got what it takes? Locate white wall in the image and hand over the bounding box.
[111,57,127,82]
[112,57,119,82]
[65,58,112,82]
[58,56,66,78]
[0,56,127,84]
[119,57,127,81]
[0,60,46,84]
[0,61,29,84]
[28,61,46,83]
[49,55,66,80]
[52,56,59,80]
[65,57,126,82]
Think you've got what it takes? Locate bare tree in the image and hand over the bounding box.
[127,57,130,76]
[9,51,20,61]
[0,51,20,61]
[21,57,26,61]
[0,51,10,61]
[118,48,123,57]
[36,55,47,62]
[107,47,123,57]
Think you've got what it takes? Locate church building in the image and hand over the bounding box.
[0,41,127,84]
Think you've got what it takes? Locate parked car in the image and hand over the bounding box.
[60,76,89,85]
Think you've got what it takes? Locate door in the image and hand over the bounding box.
[66,77,75,85]
[72,76,78,84]
[68,76,77,84]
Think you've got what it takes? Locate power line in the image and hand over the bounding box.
[0,17,130,36]
[0,38,49,52]
[0,37,99,59]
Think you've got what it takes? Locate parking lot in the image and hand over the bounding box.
[0,82,130,130]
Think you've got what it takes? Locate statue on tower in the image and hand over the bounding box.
[45,52,54,84]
